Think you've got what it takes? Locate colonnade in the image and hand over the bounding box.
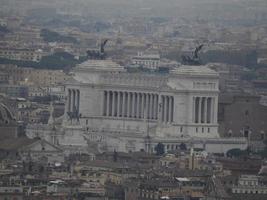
[103,91,159,120]
[103,91,174,123]
[67,89,80,113]
[160,95,174,123]
[193,97,214,124]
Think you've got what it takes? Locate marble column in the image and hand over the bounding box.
[111,91,115,116]
[115,91,118,116]
[129,92,132,117]
[192,97,195,123]
[214,97,218,123]
[122,92,126,117]
[137,93,140,118]
[149,94,153,119]
[151,94,154,119]
[204,97,207,123]
[68,89,71,112]
[194,97,198,123]
[128,92,131,117]
[107,91,110,116]
[76,90,80,114]
[131,93,135,118]
[164,96,168,122]
[117,92,121,117]
[151,94,155,119]
[147,94,150,119]
[210,97,213,123]
[171,97,174,122]
[113,91,117,117]
[116,92,119,117]
[161,96,164,122]
[103,91,107,116]
[120,92,123,117]
[127,92,131,118]
[146,93,149,119]
[72,89,76,112]
[169,96,173,123]
[198,97,202,124]
[134,93,138,118]
[207,97,211,123]
[143,93,146,119]
[156,95,159,120]
[141,93,144,118]
[152,94,156,119]
[144,93,147,119]
[201,97,205,123]
[164,96,167,122]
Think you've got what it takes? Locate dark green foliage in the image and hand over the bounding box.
[150,17,168,24]
[28,162,33,172]
[164,48,259,68]
[245,50,258,67]
[0,57,38,68]
[194,148,205,152]
[39,52,77,69]
[113,150,118,162]
[156,67,169,74]
[126,66,168,74]
[40,29,78,43]
[241,71,257,81]
[94,22,111,32]
[201,49,258,67]
[226,148,248,158]
[179,143,187,150]
[155,142,165,156]
[30,95,60,103]
[39,166,44,173]
[257,148,267,158]
[0,25,10,34]
[126,66,149,73]
[0,52,84,70]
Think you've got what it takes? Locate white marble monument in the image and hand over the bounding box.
[61,59,247,153]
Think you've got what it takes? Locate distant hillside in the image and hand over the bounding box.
[0,52,87,70]
[40,29,78,43]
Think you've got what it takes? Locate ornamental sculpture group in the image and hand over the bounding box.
[86,38,204,66]
[86,39,109,60]
[181,44,204,66]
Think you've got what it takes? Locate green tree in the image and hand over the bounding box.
[226,148,248,158]
[179,143,187,150]
[40,29,78,43]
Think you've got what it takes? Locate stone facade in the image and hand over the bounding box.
[232,175,267,194]
[218,94,267,141]
[60,60,247,153]
[0,64,69,86]
[0,102,18,140]
[132,52,160,69]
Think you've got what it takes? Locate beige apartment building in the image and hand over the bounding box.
[0,64,69,86]
[0,48,43,62]
[28,69,69,86]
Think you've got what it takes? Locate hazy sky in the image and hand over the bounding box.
[2,0,267,23]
